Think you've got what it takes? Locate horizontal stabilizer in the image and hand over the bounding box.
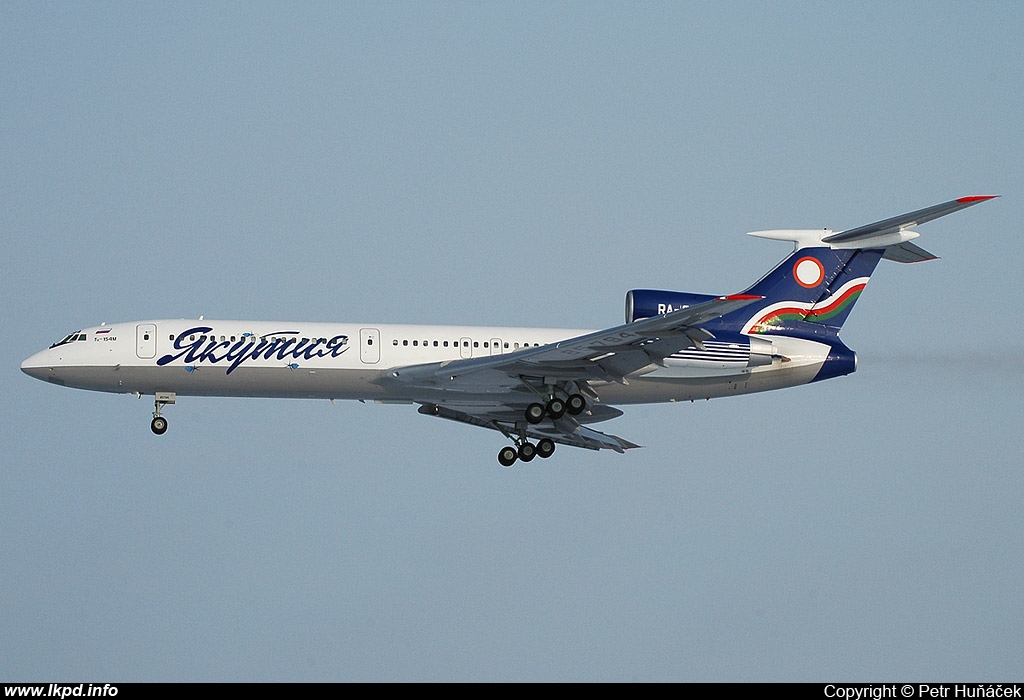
[823,195,997,244]
[749,196,996,258]
[882,241,938,263]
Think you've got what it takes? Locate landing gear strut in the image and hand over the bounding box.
[151,391,176,435]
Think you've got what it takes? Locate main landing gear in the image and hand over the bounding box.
[497,392,587,466]
[151,391,176,435]
[498,437,556,467]
[524,393,586,424]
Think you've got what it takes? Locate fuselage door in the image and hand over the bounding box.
[136,323,157,359]
[490,338,503,356]
[460,336,472,359]
[359,328,380,364]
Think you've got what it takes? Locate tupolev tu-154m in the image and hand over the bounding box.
[22,196,995,466]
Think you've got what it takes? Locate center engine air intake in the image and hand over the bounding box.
[625,289,718,323]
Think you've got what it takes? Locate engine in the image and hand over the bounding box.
[625,289,776,368]
[624,289,718,323]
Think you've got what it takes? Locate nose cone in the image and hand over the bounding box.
[21,351,52,381]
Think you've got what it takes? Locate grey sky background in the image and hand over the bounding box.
[2,2,1022,682]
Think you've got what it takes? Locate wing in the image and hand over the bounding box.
[384,294,763,452]
[417,401,641,453]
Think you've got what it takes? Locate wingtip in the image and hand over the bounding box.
[957,195,999,203]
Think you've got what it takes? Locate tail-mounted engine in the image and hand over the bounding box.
[625,289,719,324]
[625,289,776,368]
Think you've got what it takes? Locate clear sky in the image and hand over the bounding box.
[2,1,1022,682]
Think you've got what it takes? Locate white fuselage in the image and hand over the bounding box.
[21,319,833,405]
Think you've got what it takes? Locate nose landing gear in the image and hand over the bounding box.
[151,391,176,435]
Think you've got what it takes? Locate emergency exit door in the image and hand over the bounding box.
[360,328,380,364]
[136,324,157,359]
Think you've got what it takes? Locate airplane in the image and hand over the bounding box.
[21,196,995,466]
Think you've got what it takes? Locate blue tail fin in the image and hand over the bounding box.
[721,196,997,337]
[721,246,884,338]
[626,197,996,340]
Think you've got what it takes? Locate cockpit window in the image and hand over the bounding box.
[50,331,84,349]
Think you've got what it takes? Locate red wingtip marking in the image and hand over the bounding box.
[957,195,998,203]
[723,294,764,300]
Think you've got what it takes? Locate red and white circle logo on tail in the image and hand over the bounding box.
[793,256,825,288]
